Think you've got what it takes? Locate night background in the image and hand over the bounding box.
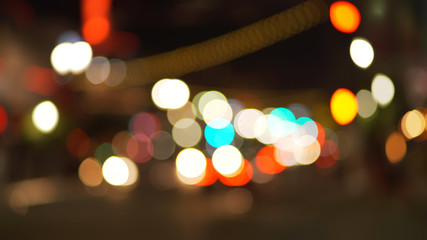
[0,0,427,239]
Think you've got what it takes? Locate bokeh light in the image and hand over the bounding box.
[104,59,127,87]
[356,89,377,118]
[205,120,235,148]
[102,156,130,186]
[293,137,321,165]
[151,79,190,110]
[150,131,175,160]
[94,142,116,163]
[112,130,132,156]
[202,99,233,128]
[401,110,425,139]
[129,112,161,137]
[234,108,265,139]
[66,128,90,157]
[371,73,395,107]
[330,88,358,125]
[83,17,110,45]
[172,118,202,148]
[196,158,218,186]
[50,41,92,75]
[78,157,103,187]
[268,108,296,138]
[32,101,59,133]
[350,38,374,69]
[330,1,360,33]
[0,105,8,134]
[175,148,207,180]
[167,101,196,125]
[85,56,110,85]
[219,159,253,186]
[197,91,227,119]
[255,145,286,174]
[126,134,153,163]
[385,132,406,164]
[212,145,244,177]
[120,157,139,186]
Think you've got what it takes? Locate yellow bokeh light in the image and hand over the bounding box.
[401,110,425,139]
[32,101,59,133]
[212,145,244,177]
[203,99,233,128]
[121,157,139,186]
[350,38,374,69]
[151,79,190,109]
[197,91,227,119]
[330,88,358,125]
[102,156,129,186]
[175,148,207,179]
[356,89,377,118]
[371,73,395,107]
[78,157,103,187]
[385,132,406,164]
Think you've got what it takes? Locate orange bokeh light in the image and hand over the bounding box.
[219,159,253,187]
[196,158,218,186]
[330,1,360,33]
[255,145,286,175]
[330,88,358,125]
[83,17,110,45]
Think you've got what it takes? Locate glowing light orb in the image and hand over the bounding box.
[330,88,358,125]
[175,148,207,179]
[79,157,103,187]
[330,1,361,33]
[234,108,265,139]
[102,156,129,186]
[172,118,202,147]
[152,79,190,109]
[212,145,244,177]
[50,41,92,75]
[356,89,377,118]
[85,56,110,85]
[255,145,286,174]
[385,132,406,164]
[371,73,394,107]
[205,120,235,148]
[197,91,227,119]
[32,101,59,133]
[268,108,296,138]
[202,99,233,128]
[401,110,425,139]
[350,38,374,69]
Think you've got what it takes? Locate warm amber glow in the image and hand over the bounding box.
[330,88,358,125]
[385,132,406,164]
[79,158,103,187]
[330,1,360,33]
[401,110,425,139]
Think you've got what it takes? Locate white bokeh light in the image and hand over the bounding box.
[32,101,59,133]
[350,38,374,69]
[102,156,130,186]
[50,41,92,75]
[371,73,394,107]
[152,79,190,109]
[212,145,243,177]
[175,148,206,179]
